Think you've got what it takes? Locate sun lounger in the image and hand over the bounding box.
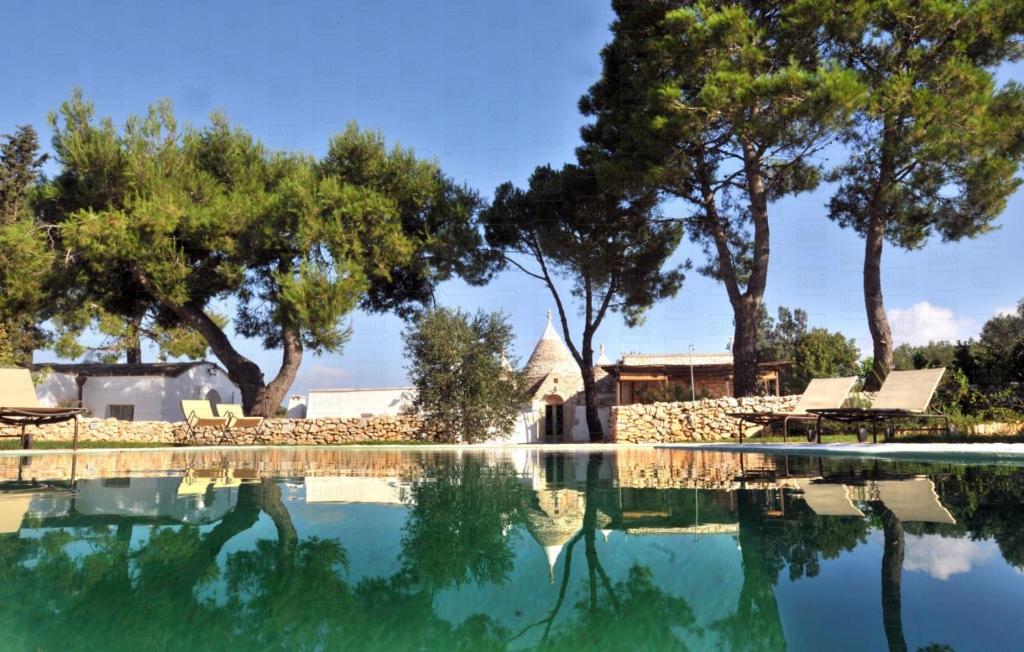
[216,403,264,443]
[795,476,955,524]
[807,368,948,443]
[181,400,230,445]
[0,491,34,533]
[729,376,858,442]
[873,478,955,524]
[794,478,865,517]
[176,478,212,497]
[0,368,85,450]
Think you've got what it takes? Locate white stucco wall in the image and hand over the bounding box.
[286,395,307,418]
[34,372,78,407]
[509,409,538,445]
[500,405,609,446]
[306,387,415,419]
[304,476,410,504]
[83,375,169,421]
[162,365,240,420]
[34,363,240,422]
[571,406,610,442]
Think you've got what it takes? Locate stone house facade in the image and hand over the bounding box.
[510,312,616,443]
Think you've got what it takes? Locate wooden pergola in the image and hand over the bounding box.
[600,361,790,405]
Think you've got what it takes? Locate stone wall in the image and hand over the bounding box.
[0,447,448,483]
[613,447,781,489]
[965,421,1024,436]
[611,395,799,443]
[1,415,440,446]
[0,419,177,445]
[0,446,786,488]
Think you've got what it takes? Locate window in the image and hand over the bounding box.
[107,404,135,421]
[544,454,565,484]
[543,403,564,442]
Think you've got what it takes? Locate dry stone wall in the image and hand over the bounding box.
[0,419,177,444]
[1,415,440,446]
[611,395,800,443]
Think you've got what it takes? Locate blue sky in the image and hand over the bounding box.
[3,0,1022,397]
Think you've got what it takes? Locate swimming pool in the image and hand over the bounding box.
[2,447,1022,650]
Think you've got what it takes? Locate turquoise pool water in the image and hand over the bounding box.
[2,447,1023,651]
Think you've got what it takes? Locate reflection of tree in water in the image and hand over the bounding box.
[877,505,907,652]
[799,458,1024,571]
[933,466,1024,567]
[758,494,870,582]
[544,565,698,650]
[14,456,1020,650]
[713,489,870,652]
[0,480,270,650]
[1,476,513,650]
[512,453,700,650]
[400,456,527,591]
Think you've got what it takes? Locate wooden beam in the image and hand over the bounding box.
[618,374,669,382]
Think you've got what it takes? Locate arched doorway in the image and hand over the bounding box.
[543,395,565,443]
[206,389,222,412]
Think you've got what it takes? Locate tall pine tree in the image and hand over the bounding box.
[824,0,1024,389]
[579,1,860,396]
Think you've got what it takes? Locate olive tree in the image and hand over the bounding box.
[404,306,527,442]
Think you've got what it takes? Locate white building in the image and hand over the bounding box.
[32,361,240,422]
[303,476,411,504]
[286,394,308,418]
[305,386,415,419]
[506,311,615,444]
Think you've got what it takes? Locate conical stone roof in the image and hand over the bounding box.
[524,311,581,391]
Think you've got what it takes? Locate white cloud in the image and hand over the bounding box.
[291,365,350,396]
[903,534,997,580]
[994,305,1018,318]
[888,301,978,346]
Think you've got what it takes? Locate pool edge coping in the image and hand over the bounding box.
[655,441,1024,463]
[7,441,1024,463]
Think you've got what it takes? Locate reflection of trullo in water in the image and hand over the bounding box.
[524,487,585,582]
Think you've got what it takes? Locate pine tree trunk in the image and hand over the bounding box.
[733,140,770,399]
[248,328,303,417]
[864,212,893,391]
[732,297,761,397]
[581,367,604,443]
[863,121,897,392]
[125,345,142,364]
[125,316,142,364]
[579,337,605,443]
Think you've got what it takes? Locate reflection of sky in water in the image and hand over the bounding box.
[902,533,999,580]
[776,531,1024,651]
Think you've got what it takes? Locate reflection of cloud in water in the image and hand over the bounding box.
[904,534,998,580]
